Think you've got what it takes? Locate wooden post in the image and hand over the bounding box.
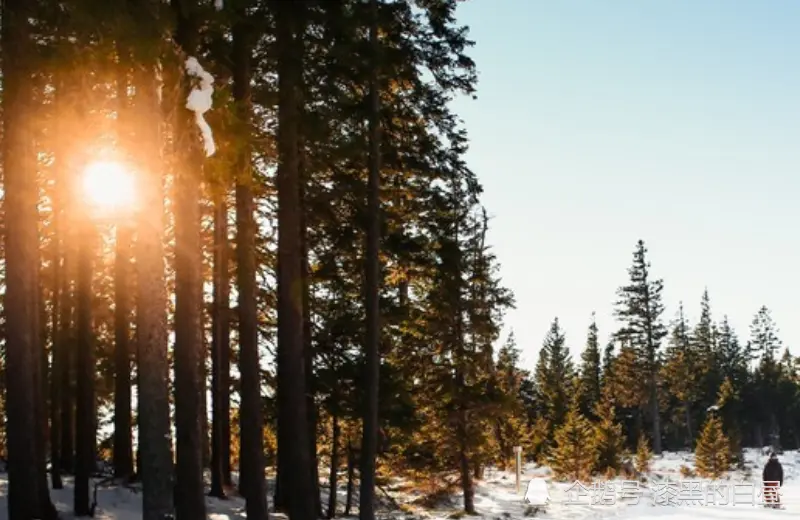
[513,446,522,494]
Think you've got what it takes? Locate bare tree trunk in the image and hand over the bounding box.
[275,2,314,519]
[327,413,341,519]
[233,5,269,518]
[114,224,134,480]
[49,147,64,491]
[359,1,382,519]
[684,402,693,448]
[210,191,229,498]
[34,274,57,520]
[74,217,95,516]
[299,137,321,518]
[113,42,135,482]
[1,6,46,508]
[131,3,175,515]
[344,438,356,517]
[171,1,208,518]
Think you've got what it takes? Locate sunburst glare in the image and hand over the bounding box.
[81,160,137,217]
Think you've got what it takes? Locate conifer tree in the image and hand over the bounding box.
[535,318,574,433]
[593,397,624,475]
[716,377,744,467]
[494,333,532,468]
[601,341,615,388]
[749,307,783,450]
[602,341,647,446]
[694,290,720,413]
[614,240,667,454]
[578,314,602,418]
[694,413,730,479]
[662,303,700,446]
[716,317,747,390]
[634,434,652,475]
[548,391,597,482]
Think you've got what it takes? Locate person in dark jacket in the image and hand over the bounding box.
[762,452,783,506]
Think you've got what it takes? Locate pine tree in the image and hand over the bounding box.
[716,377,744,467]
[694,413,730,479]
[749,306,782,359]
[548,394,597,482]
[535,318,574,433]
[601,341,615,388]
[494,333,532,468]
[661,303,700,447]
[614,240,667,454]
[715,317,747,390]
[694,290,720,414]
[749,307,783,450]
[593,398,625,475]
[578,314,602,418]
[634,434,652,475]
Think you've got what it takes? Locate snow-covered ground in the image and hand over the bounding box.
[0,448,795,519]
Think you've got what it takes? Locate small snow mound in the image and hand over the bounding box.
[524,477,549,506]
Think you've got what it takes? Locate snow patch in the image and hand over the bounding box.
[524,477,550,506]
[184,56,216,157]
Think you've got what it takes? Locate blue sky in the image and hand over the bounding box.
[450,1,800,369]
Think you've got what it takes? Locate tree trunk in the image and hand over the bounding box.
[49,157,64,491]
[132,7,175,516]
[2,4,59,516]
[114,224,134,480]
[684,401,693,449]
[649,380,662,454]
[209,191,229,498]
[60,294,75,475]
[172,1,208,518]
[5,4,59,517]
[275,2,314,519]
[299,132,321,519]
[359,1,382,519]
[1,8,45,505]
[456,377,474,514]
[233,7,269,518]
[74,216,95,516]
[201,345,210,469]
[344,438,356,517]
[451,177,474,515]
[114,41,135,482]
[327,414,341,519]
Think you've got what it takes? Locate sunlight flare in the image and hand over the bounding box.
[81,160,137,217]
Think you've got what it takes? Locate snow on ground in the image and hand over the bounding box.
[0,448,795,519]
[377,448,800,520]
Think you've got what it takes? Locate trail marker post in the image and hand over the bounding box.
[513,446,522,494]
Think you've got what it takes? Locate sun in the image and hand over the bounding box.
[81,160,137,217]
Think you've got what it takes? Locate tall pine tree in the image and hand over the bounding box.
[614,240,667,454]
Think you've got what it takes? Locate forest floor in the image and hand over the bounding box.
[0,448,796,519]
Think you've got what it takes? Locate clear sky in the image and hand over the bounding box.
[450,0,800,370]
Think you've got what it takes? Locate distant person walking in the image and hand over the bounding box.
[762,452,783,507]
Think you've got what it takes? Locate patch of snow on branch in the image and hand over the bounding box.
[185,56,216,157]
[214,0,223,10]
